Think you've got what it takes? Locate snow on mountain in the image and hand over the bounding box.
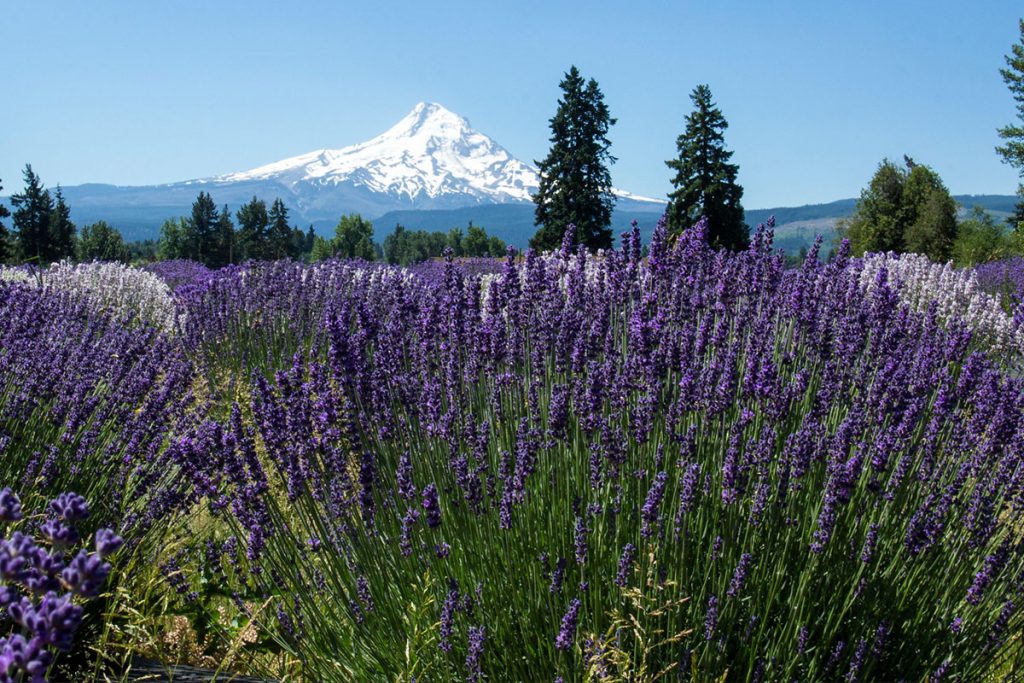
[212,102,663,207]
[215,102,541,204]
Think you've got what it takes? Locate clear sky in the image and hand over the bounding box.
[1,1,1021,209]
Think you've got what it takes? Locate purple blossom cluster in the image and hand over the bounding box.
[0,488,121,682]
[144,259,214,293]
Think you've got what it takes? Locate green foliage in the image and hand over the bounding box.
[841,157,958,261]
[10,164,55,264]
[310,214,376,262]
[953,207,1014,266]
[157,194,313,265]
[78,220,130,262]
[531,65,617,252]
[127,238,159,263]
[156,218,189,261]
[665,84,748,250]
[382,222,505,265]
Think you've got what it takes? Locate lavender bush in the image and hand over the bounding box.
[178,222,1024,680]
[0,488,121,682]
[41,261,177,335]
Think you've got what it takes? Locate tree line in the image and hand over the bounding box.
[0,170,507,268]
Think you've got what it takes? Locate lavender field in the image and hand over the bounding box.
[1,220,1024,680]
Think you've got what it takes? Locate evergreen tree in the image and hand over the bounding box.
[840,157,958,261]
[214,204,235,266]
[48,186,76,261]
[531,66,617,252]
[0,179,11,263]
[236,196,269,261]
[187,192,219,264]
[665,84,748,250]
[267,198,293,259]
[10,165,54,264]
[78,221,130,262]
[997,18,1024,233]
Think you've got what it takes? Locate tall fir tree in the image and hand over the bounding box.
[10,165,54,264]
[531,66,617,252]
[214,203,235,267]
[236,196,269,261]
[187,191,219,264]
[0,178,11,263]
[665,85,748,250]
[996,18,1024,233]
[268,198,293,259]
[48,186,76,261]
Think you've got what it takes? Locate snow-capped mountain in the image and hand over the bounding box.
[24,102,666,244]
[214,102,541,205]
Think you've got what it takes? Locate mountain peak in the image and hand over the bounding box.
[383,101,473,141]
[212,103,662,208]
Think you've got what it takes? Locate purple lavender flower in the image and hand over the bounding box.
[439,579,459,652]
[60,550,111,598]
[0,489,22,523]
[704,595,718,640]
[614,543,636,588]
[422,483,441,529]
[555,598,581,650]
[640,471,668,539]
[465,625,485,682]
[727,553,753,598]
[356,576,374,613]
[574,515,588,565]
[48,493,88,524]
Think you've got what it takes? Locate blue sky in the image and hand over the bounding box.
[1,1,1021,208]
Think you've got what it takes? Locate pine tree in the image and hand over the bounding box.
[0,179,11,263]
[48,186,76,261]
[665,85,748,250]
[236,196,270,261]
[10,165,54,264]
[267,198,293,259]
[214,204,235,267]
[531,66,617,252]
[187,192,219,264]
[997,18,1024,233]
